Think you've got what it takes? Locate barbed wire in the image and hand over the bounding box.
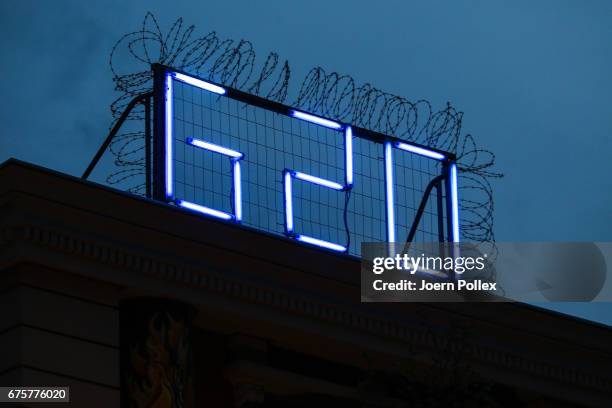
[107,12,502,247]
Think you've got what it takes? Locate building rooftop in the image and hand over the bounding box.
[1,158,611,406]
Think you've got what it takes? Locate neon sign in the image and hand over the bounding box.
[158,66,459,254]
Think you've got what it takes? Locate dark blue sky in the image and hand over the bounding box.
[1,0,611,324]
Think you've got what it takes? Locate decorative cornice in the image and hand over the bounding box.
[2,223,611,397]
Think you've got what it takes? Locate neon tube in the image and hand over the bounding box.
[284,171,294,233]
[345,126,353,186]
[395,142,446,161]
[173,72,226,95]
[450,163,460,242]
[165,73,174,198]
[177,200,233,220]
[290,110,342,130]
[233,160,242,222]
[297,235,346,252]
[186,137,243,158]
[384,141,395,242]
[294,172,344,191]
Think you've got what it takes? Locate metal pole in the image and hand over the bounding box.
[444,162,454,244]
[436,180,445,259]
[152,64,167,201]
[405,174,446,245]
[144,96,151,199]
[436,180,445,243]
[81,92,152,180]
[443,161,456,280]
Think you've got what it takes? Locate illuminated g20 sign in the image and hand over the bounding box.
[154,65,459,254]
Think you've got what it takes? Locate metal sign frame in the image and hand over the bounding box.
[152,64,459,252]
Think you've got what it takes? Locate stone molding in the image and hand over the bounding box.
[1,222,611,398]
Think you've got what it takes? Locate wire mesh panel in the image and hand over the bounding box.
[348,138,386,253]
[160,66,456,257]
[394,150,446,244]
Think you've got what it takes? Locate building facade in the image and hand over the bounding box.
[1,159,611,407]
